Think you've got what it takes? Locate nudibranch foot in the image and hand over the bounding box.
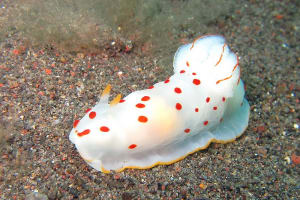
[82,82,249,173]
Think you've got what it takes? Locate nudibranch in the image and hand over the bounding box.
[69,35,250,173]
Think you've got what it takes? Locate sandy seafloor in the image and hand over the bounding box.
[0,0,299,199]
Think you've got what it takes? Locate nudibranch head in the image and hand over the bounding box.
[70,109,114,162]
[69,90,183,168]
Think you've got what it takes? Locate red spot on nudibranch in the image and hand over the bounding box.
[192,72,197,75]
[184,128,190,133]
[73,120,80,128]
[164,79,170,83]
[128,144,137,149]
[120,99,125,103]
[85,108,91,113]
[148,85,154,89]
[180,70,185,74]
[186,61,190,67]
[141,96,150,101]
[213,106,218,110]
[136,103,145,108]
[222,97,226,102]
[195,108,199,112]
[138,116,148,123]
[193,79,201,85]
[77,129,90,137]
[206,97,210,103]
[174,87,182,94]
[100,126,110,132]
[89,111,96,119]
[204,121,208,126]
[175,103,182,110]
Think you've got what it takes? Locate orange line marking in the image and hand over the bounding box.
[190,34,221,50]
[190,35,205,50]
[100,129,246,173]
[216,56,239,84]
[216,75,233,84]
[215,44,227,66]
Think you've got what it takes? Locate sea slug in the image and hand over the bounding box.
[69,35,250,173]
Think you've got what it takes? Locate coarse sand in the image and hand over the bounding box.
[0,0,299,199]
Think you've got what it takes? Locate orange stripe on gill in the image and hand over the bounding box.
[215,44,226,66]
[190,34,221,50]
[190,35,206,50]
[216,56,239,85]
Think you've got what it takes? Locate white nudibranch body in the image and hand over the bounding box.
[69,35,250,173]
